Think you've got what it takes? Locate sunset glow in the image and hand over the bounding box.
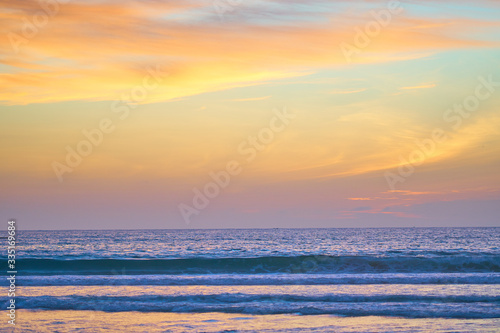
[1,0,499,229]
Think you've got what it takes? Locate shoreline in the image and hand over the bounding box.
[7,310,500,332]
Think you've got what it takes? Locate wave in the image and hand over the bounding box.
[4,295,499,318]
[10,273,500,286]
[6,255,500,275]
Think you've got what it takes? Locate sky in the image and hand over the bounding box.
[1,0,499,229]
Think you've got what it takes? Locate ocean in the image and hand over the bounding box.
[2,227,499,332]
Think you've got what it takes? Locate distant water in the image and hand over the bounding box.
[2,227,500,320]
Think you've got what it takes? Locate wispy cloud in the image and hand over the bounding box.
[1,1,499,104]
[229,96,272,102]
[399,84,436,90]
[329,88,366,95]
[385,190,439,195]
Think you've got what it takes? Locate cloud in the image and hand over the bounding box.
[1,1,500,104]
[329,89,367,95]
[399,84,436,90]
[352,206,372,211]
[392,198,500,226]
[229,96,272,102]
[385,190,439,195]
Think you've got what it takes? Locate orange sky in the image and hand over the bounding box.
[1,0,499,228]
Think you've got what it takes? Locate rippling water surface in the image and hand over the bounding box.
[2,227,499,331]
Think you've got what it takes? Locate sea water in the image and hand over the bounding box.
[1,227,499,332]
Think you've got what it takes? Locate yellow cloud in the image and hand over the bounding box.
[1,2,499,105]
[329,89,367,95]
[399,84,436,90]
[229,96,272,102]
